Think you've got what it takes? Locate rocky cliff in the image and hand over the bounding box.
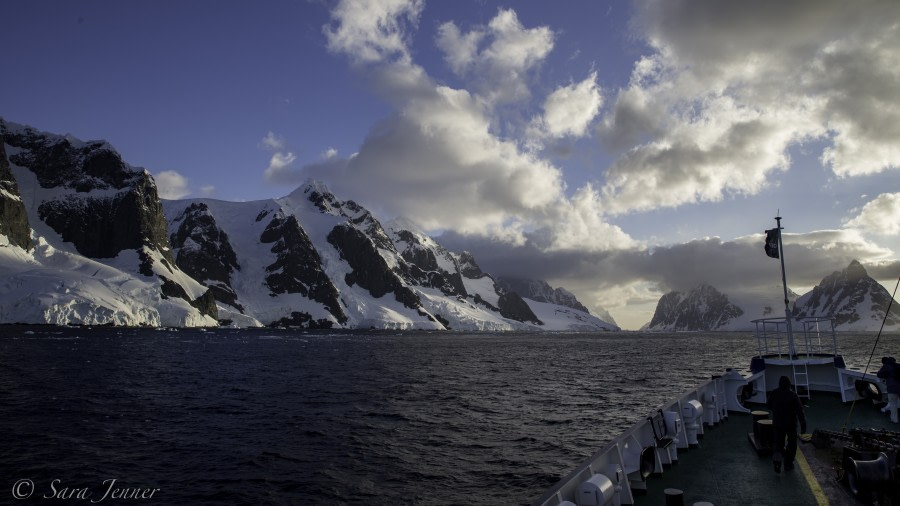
[0,119,216,325]
[0,138,32,250]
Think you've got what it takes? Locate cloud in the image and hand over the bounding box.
[263,151,299,184]
[324,0,424,65]
[532,72,603,139]
[436,8,554,106]
[260,131,285,151]
[597,0,900,215]
[302,83,569,242]
[308,0,900,328]
[845,193,900,236]
[309,1,628,249]
[154,170,191,200]
[259,131,302,185]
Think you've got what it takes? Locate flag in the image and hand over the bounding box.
[764,228,779,258]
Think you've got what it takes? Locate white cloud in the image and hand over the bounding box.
[312,2,595,246]
[845,193,900,236]
[259,131,302,184]
[324,0,424,65]
[199,185,216,197]
[436,8,554,106]
[154,170,191,200]
[597,0,900,215]
[260,131,285,151]
[263,151,299,184]
[538,72,603,138]
[312,0,900,306]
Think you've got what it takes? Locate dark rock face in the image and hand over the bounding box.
[169,203,242,310]
[1,123,172,260]
[4,128,136,191]
[497,291,543,325]
[392,229,467,296]
[260,214,346,324]
[496,277,590,314]
[38,173,173,260]
[794,260,900,327]
[648,292,683,329]
[648,284,744,331]
[457,251,486,279]
[0,139,32,250]
[269,311,335,329]
[327,223,422,311]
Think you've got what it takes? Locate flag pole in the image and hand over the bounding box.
[775,215,795,356]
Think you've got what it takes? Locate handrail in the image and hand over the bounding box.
[751,316,836,358]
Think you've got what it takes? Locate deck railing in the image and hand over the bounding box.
[751,316,837,358]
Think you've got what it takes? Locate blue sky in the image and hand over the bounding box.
[2,0,899,329]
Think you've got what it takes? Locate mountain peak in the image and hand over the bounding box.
[646,284,743,331]
[794,260,899,329]
[845,259,867,281]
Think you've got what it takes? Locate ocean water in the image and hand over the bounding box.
[1,327,896,505]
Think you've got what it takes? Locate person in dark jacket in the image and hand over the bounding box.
[876,356,900,423]
[766,376,807,473]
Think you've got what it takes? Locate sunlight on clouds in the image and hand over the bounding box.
[844,193,900,236]
[545,183,637,252]
[599,0,900,215]
[536,72,603,139]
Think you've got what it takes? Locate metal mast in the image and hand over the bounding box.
[775,215,795,356]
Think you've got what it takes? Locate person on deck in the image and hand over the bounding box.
[876,356,900,423]
[767,375,807,473]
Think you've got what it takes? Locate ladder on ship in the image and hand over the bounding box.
[792,361,811,400]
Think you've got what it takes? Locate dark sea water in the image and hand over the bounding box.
[1,327,897,505]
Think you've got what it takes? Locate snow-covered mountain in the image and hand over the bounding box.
[644,261,898,331]
[163,183,618,331]
[0,119,616,331]
[0,119,217,326]
[794,260,900,330]
[644,284,745,331]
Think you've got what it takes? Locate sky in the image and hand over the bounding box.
[2,0,899,329]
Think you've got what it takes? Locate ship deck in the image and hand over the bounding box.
[634,393,896,506]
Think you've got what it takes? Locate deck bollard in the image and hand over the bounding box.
[756,419,774,451]
[750,410,768,440]
[664,488,684,506]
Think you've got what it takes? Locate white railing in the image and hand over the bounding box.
[534,371,747,506]
[751,316,837,358]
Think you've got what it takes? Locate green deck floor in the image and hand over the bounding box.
[634,394,897,506]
